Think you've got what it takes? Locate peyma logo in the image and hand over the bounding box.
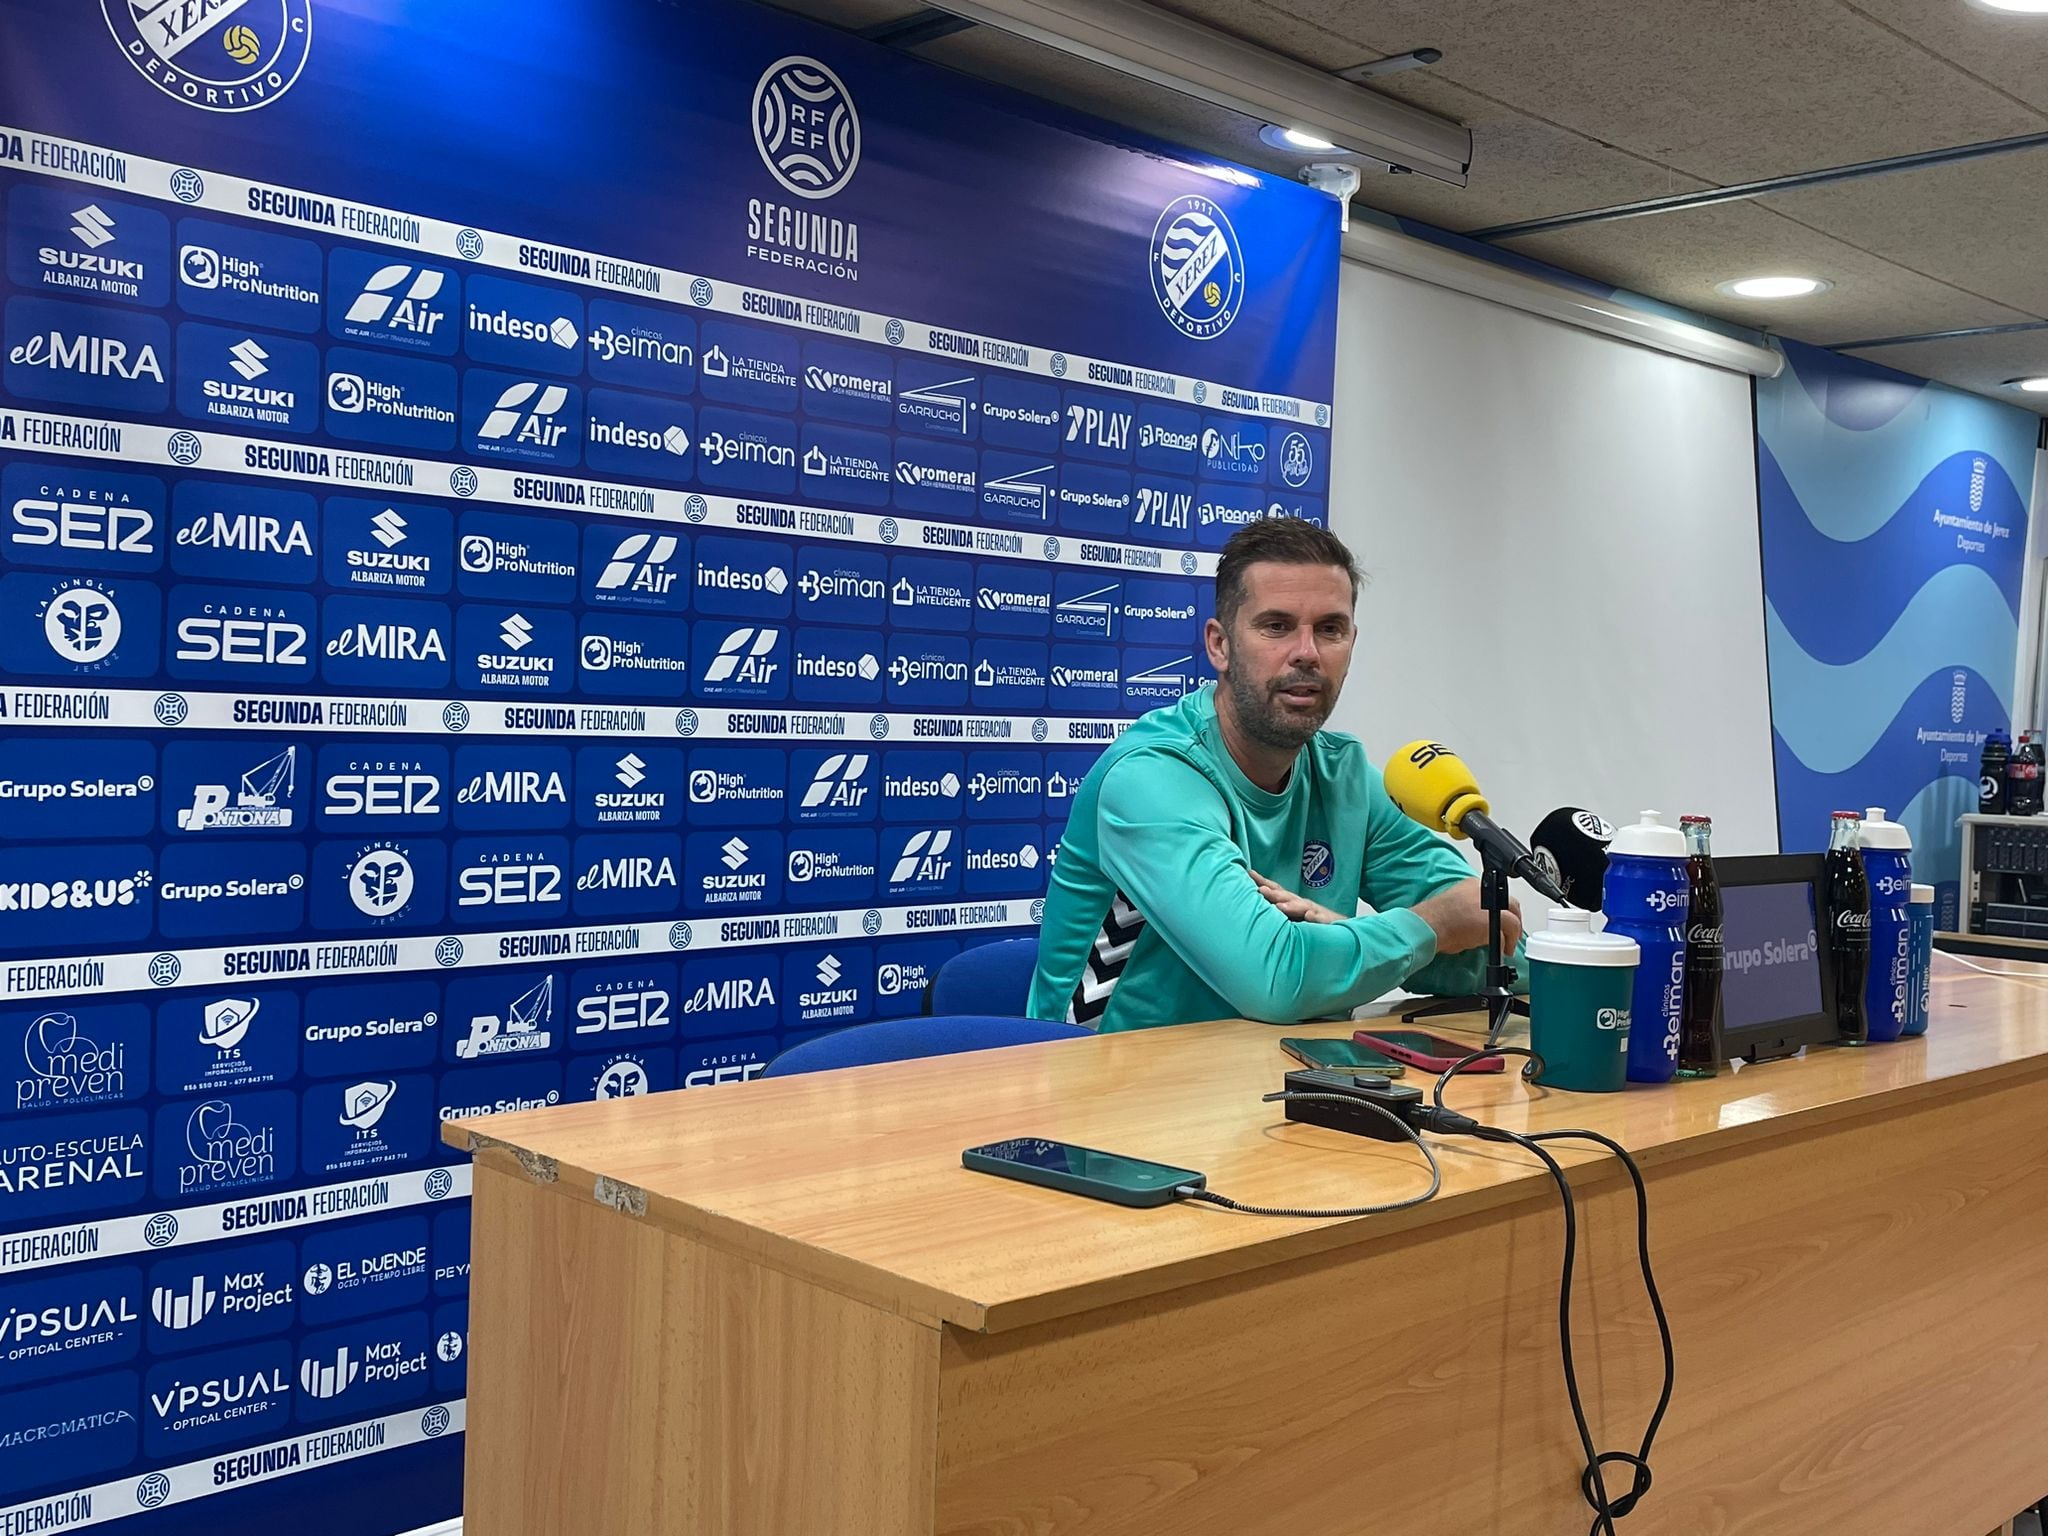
[753,56,861,200]
[1150,195,1244,341]
[103,0,313,114]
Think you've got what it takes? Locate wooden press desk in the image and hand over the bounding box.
[445,960,2048,1535]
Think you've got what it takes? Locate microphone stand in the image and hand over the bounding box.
[1398,850,1525,1045]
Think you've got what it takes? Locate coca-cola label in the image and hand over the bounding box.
[1833,908,1871,935]
[2011,762,2042,782]
[1686,923,1723,949]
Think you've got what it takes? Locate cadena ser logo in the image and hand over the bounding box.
[102,0,313,113]
[753,56,861,200]
[1150,195,1245,341]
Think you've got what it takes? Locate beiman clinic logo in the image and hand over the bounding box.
[753,56,861,199]
[1150,195,1245,341]
[102,0,313,114]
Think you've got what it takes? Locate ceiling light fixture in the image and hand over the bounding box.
[1259,124,1337,152]
[923,0,1472,183]
[1718,275,1831,299]
[2008,377,2048,392]
[1968,0,2048,14]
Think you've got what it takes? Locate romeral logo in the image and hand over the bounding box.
[16,1010,129,1111]
[889,829,954,885]
[3,464,161,573]
[345,266,448,337]
[100,0,313,114]
[179,1100,277,1195]
[456,975,556,1061]
[805,365,889,405]
[894,459,976,493]
[177,745,297,831]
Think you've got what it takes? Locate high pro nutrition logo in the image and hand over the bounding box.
[103,0,314,114]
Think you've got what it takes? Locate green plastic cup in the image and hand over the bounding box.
[1527,908,1639,1093]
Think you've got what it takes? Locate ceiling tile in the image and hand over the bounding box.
[1842,330,2048,410]
[1839,0,2048,117]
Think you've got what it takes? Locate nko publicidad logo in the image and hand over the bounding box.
[102,0,313,113]
[1150,194,1245,341]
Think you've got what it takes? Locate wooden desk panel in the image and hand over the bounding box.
[453,960,2048,1535]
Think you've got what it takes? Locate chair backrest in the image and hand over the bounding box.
[930,936,1041,1017]
[762,1013,1088,1077]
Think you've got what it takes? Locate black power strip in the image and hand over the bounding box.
[1280,1068,1427,1140]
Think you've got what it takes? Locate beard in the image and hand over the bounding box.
[1224,663,1335,751]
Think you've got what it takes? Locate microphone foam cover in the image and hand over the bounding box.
[1531,807,1615,912]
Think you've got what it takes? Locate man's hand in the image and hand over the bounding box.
[1411,878,1523,955]
[1250,869,1346,924]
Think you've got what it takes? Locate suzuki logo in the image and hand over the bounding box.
[720,837,749,871]
[370,509,407,548]
[227,339,270,381]
[71,205,116,249]
[616,753,646,789]
[816,954,842,987]
[499,614,534,651]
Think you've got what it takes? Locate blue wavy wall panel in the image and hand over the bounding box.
[1758,339,2036,927]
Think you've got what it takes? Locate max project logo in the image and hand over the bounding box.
[1150,195,1245,341]
[103,0,314,113]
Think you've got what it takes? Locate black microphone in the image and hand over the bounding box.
[1530,808,1617,912]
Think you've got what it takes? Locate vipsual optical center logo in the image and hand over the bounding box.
[1150,195,1245,341]
[103,0,313,114]
[753,56,861,199]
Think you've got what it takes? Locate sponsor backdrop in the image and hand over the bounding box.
[0,0,1338,1530]
[1757,338,2034,925]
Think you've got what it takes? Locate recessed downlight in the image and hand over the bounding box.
[1259,124,1340,153]
[1717,275,1832,300]
[1969,0,2048,14]
[2008,377,2048,393]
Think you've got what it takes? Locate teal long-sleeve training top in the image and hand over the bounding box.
[1029,685,1505,1032]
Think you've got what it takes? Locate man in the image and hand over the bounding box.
[1029,517,1522,1032]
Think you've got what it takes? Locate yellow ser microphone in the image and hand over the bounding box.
[1384,740,1569,902]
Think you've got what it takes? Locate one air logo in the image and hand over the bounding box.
[705,627,780,686]
[891,829,953,884]
[71,205,116,250]
[596,534,682,598]
[345,266,448,336]
[720,837,750,872]
[227,339,269,381]
[371,509,407,548]
[802,753,869,810]
[478,382,570,448]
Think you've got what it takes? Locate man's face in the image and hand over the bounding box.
[1204,561,1356,750]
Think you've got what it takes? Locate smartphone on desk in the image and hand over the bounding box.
[1279,1037,1405,1077]
[962,1138,1204,1208]
[1351,1029,1505,1073]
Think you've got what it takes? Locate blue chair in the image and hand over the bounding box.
[763,1013,1088,1077]
[929,936,1040,1017]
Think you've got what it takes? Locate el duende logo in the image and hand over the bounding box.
[102,0,313,113]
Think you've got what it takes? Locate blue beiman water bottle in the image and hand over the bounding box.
[1858,807,1913,1043]
[1904,883,1935,1037]
[1602,811,1688,1084]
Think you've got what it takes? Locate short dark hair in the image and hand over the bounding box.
[1212,518,1361,630]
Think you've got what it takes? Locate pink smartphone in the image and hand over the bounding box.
[1351,1029,1505,1074]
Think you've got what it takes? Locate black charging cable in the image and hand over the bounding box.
[1171,1092,1442,1218]
[1413,1047,1675,1536]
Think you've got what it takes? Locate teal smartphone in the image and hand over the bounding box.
[961,1138,1205,1208]
[1279,1037,1406,1077]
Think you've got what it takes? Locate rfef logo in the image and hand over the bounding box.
[753,56,862,200]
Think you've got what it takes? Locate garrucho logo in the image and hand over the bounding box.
[1150,195,1244,341]
[102,0,313,113]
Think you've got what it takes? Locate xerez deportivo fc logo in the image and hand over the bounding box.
[753,56,860,200]
[1151,195,1244,341]
[103,0,313,113]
